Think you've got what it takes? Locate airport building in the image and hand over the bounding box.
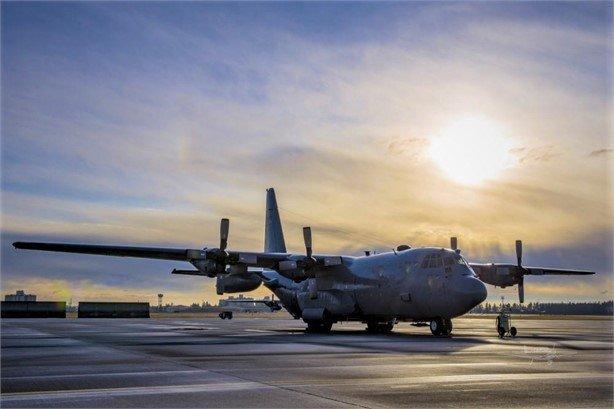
[1,301,66,318]
[78,302,150,318]
[4,290,36,302]
[219,294,273,312]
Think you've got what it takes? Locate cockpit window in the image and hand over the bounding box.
[455,255,469,267]
[444,255,470,268]
[422,254,443,269]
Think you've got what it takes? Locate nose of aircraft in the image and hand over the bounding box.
[457,277,488,309]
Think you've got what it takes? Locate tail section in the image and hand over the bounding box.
[264,188,286,253]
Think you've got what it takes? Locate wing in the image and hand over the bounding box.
[470,261,595,304]
[12,241,343,280]
[13,242,189,261]
[12,241,290,266]
[469,263,595,279]
[524,267,595,276]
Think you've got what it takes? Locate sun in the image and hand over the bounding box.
[428,117,514,185]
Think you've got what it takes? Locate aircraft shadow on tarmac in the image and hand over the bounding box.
[158,328,496,356]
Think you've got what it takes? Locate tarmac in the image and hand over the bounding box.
[1,315,612,408]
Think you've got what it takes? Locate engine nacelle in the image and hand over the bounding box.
[216,274,261,295]
[472,264,521,288]
[190,259,222,278]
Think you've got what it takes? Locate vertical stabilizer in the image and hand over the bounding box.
[265,188,286,253]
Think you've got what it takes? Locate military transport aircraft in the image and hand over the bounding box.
[13,188,594,335]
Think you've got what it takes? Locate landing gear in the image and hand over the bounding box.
[366,321,395,334]
[443,318,452,336]
[430,318,452,336]
[305,320,333,333]
[219,311,233,320]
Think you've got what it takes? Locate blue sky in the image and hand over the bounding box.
[1,2,612,304]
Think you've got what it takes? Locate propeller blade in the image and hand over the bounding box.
[518,275,525,303]
[220,218,230,251]
[303,226,312,258]
[450,237,458,250]
[515,240,522,268]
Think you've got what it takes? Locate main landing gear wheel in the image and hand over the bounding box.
[306,321,333,333]
[430,318,452,336]
[430,318,443,336]
[442,318,452,336]
[219,311,233,320]
[366,321,395,334]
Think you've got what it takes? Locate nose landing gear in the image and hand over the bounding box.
[430,318,452,336]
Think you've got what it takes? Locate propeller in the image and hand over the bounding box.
[515,239,526,303]
[452,236,527,303]
[278,226,341,279]
[189,218,231,276]
[303,227,313,258]
[220,218,229,251]
[516,240,522,268]
[301,226,317,269]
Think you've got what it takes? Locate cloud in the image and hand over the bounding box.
[386,137,429,156]
[589,148,613,157]
[1,3,611,303]
[510,145,562,163]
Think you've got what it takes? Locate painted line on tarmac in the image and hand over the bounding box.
[244,329,275,333]
[1,369,210,381]
[264,371,608,389]
[1,382,269,402]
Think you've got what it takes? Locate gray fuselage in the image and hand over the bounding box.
[262,247,487,323]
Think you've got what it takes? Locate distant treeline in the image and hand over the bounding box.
[471,301,613,315]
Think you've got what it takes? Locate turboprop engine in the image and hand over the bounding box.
[469,240,526,301]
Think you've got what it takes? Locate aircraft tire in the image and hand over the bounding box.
[381,322,394,333]
[306,321,332,334]
[510,327,517,337]
[441,318,453,336]
[365,321,379,333]
[430,318,443,336]
[321,321,333,333]
[366,321,394,334]
[497,326,505,338]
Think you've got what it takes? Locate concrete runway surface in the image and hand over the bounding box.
[1,316,612,408]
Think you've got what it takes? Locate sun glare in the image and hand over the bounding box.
[428,117,514,185]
